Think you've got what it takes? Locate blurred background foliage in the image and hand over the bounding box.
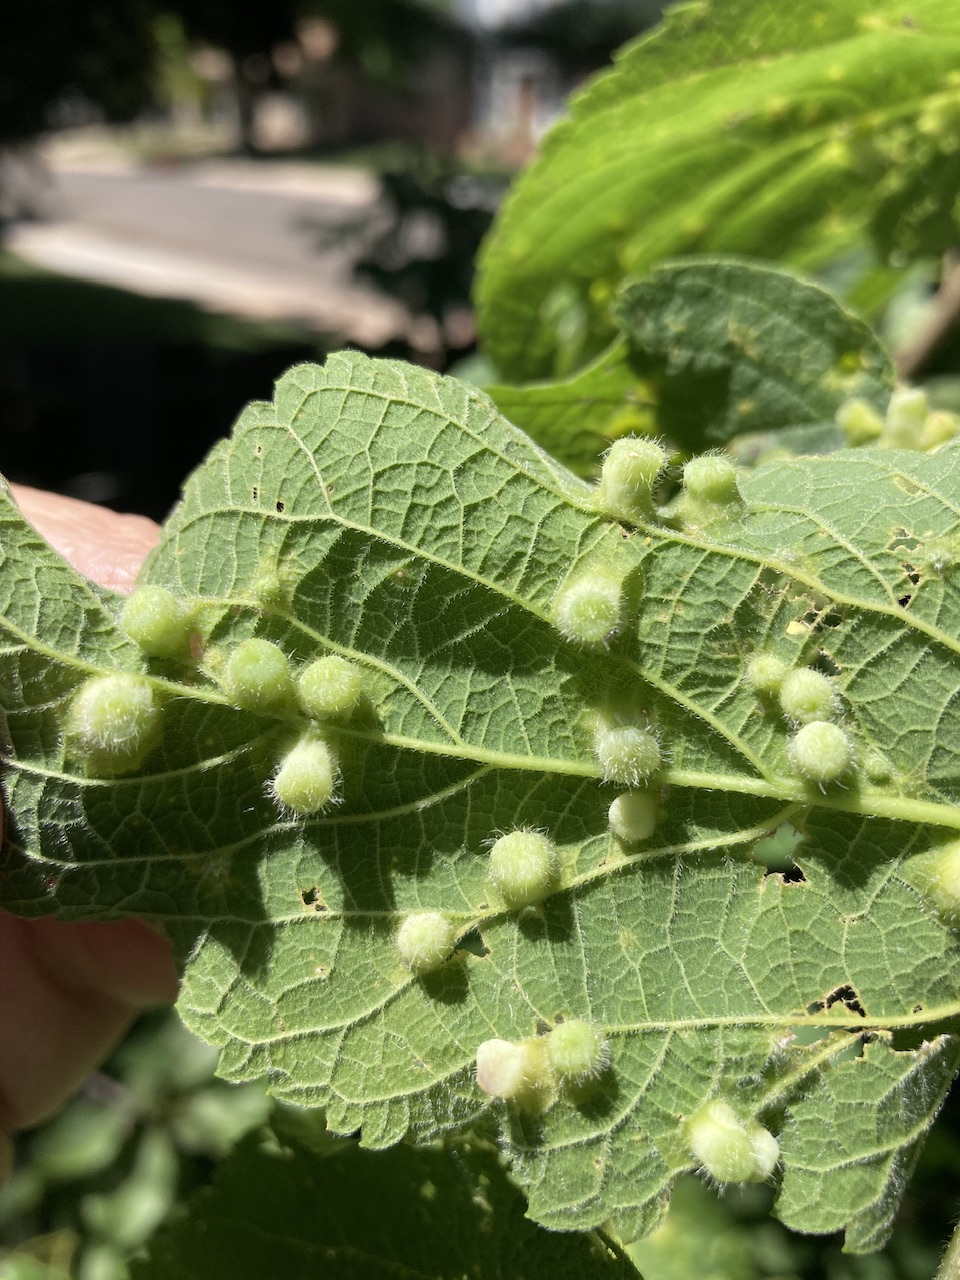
[3,0,960,1275]
[0,0,664,517]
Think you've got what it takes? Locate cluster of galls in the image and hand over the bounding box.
[554,436,865,792]
[553,442,758,850]
[475,1018,610,1109]
[837,385,959,451]
[393,831,607,1112]
[65,585,365,817]
[554,444,745,650]
[471,1020,781,1192]
[395,829,564,977]
[745,654,853,786]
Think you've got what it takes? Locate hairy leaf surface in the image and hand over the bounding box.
[2,354,960,1245]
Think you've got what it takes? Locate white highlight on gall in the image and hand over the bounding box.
[778,668,837,724]
[745,653,789,697]
[488,830,559,908]
[271,735,337,814]
[553,571,623,648]
[475,1038,547,1101]
[66,673,162,775]
[787,721,852,784]
[298,655,364,719]
[596,437,666,524]
[683,455,741,503]
[608,790,658,844]
[121,586,192,659]
[686,1099,779,1183]
[546,1019,609,1082]
[906,839,960,927]
[396,911,458,973]
[595,721,661,786]
[222,638,293,711]
[680,454,745,527]
[883,385,929,448]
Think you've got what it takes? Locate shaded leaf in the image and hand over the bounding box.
[778,1036,960,1253]
[614,259,895,452]
[487,339,653,476]
[489,260,895,468]
[133,1134,640,1280]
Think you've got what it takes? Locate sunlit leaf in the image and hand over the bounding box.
[3,354,960,1247]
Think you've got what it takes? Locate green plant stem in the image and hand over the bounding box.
[936,1214,960,1280]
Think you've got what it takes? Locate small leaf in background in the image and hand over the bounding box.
[475,0,960,380]
[613,258,895,452]
[488,259,895,470]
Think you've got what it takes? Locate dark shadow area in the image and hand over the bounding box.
[417,956,471,1005]
[518,892,575,945]
[0,253,327,520]
[806,983,867,1019]
[567,1064,620,1121]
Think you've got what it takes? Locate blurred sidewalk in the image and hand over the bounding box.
[4,158,419,348]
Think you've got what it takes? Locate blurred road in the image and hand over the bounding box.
[4,160,416,346]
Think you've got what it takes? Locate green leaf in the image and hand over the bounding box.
[133,1133,640,1280]
[3,354,960,1246]
[777,1035,960,1253]
[487,339,654,476]
[627,1176,769,1280]
[475,0,960,380]
[80,1128,178,1251]
[489,259,896,468]
[614,258,895,453]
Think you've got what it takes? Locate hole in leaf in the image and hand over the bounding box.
[569,1065,620,1119]
[252,486,259,501]
[807,983,866,1018]
[299,886,328,912]
[898,593,914,609]
[815,607,844,631]
[276,500,285,513]
[891,1025,932,1052]
[752,824,802,875]
[456,926,489,958]
[810,650,841,677]
[889,527,918,551]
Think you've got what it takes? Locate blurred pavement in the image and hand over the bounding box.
[4,160,419,347]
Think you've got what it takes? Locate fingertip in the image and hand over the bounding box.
[24,917,180,1008]
[9,485,160,591]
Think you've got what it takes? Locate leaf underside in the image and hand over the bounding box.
[2,352,960,1247]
